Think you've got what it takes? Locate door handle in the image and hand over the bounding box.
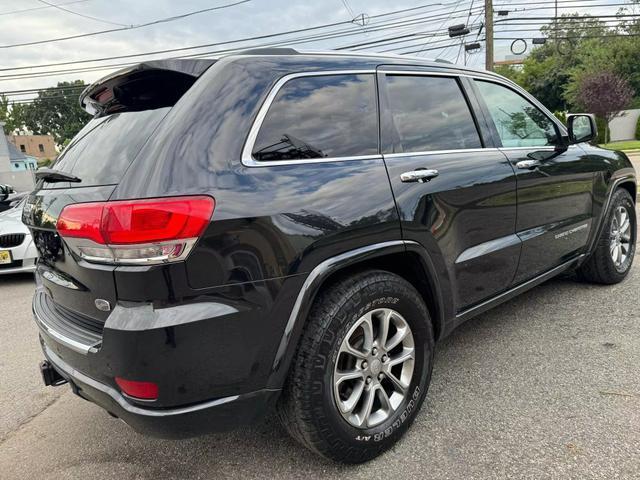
[516,160,540,169]
[400,169,439,183]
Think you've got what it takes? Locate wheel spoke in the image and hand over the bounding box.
[386,326,409,352]
[360,385,377,427]
[344,341,367,360]
[386,370,408,394]
[378,309,391,349]
[615,245,622,264]
[339,379,365,414]
[378,386,393,413]
[619,217,630,235]
[335,369,363,386]
[360,313,374,354]
[610,241,617,256]
[387,347,415,368]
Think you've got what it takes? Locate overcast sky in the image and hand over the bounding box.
[0,0,627,98]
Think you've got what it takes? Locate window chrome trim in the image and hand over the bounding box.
[241,67,564,166]
[241,69,377,167]
[381,69,474,78]
[498,146,558,151]
[380,69,566,135]
[384,148,500,158]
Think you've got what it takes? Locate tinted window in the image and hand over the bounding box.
[252,74,377,161]
[384,75,482,153]
[475,81,558,148]
[46,108,169,187]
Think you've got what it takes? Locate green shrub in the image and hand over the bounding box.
[553,111,567,126]
[595,116,607,144]
[636,116,640,141]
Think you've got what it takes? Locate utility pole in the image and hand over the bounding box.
[484,0,493,71]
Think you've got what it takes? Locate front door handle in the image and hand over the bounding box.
[400,169,439,183]
[516,160,540,169]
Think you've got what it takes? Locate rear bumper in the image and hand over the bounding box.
[42,341,280,438]
[0,257,36,275]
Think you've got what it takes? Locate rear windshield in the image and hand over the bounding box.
[43,108,169,188]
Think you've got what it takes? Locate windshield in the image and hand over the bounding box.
[43,108,170,189]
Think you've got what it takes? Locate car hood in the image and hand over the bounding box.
[0,207,29,235]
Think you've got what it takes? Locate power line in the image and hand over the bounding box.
[0,4,487,82]
[2,3,638,88]
[0,0,93,17]
[0,1,465,72]
[1,85,86,96]
[340,0,357,19]
[0,0,252,49]
[423,0,469,57]
[35,0,128,27]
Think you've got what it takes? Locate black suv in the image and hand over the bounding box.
[25,50,636,463]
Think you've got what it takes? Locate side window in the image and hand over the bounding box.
[383,75,482,153]
[252,74,378,161]
[475,80,558,148]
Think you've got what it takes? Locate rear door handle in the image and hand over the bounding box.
[515,160,540,169]
[400,169,439,183]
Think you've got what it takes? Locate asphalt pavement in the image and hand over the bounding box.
[1,251,639,479]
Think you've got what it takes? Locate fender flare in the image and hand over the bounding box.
[268,240,448,385]
[584,173,637,260]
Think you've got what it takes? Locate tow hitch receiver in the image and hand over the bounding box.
[40,360,67,387]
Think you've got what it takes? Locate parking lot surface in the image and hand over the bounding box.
[1,252,639,479]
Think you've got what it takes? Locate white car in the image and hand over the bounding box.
[0,199,37,274]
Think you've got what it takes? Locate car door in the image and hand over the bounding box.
[471,79,596,284]
[378,68,519,312]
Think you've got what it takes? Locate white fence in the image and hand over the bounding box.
[609,109,640,142]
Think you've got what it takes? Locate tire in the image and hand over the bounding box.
[277,270,434,463]
[577,188,636,284]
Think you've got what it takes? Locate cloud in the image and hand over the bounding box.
[0,0,623,94]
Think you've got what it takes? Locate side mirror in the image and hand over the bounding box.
[567,114,597,144]
[0,184,8,201]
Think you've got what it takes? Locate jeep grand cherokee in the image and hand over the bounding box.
[24,49,636,463]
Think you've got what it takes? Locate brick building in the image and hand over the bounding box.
[7,134,57,159]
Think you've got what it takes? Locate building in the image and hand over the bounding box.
[7,134,57,159]
[7,142,38,172]
[0,122,35,192]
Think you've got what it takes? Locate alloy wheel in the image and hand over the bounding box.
[610,205,632,270]
[333,308,415,429]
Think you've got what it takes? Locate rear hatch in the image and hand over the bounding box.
[23,60,215,347]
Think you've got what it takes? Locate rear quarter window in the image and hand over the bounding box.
[44,108,170,188]
[251,74,378,161]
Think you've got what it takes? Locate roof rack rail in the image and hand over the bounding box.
[238,47,300,56]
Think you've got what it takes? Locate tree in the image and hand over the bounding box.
[19,80,91,146]
[0,95,24,133]
[575,72,634,143]
[510,15,608,112]
[494,13,640,115]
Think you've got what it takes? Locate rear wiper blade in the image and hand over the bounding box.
[35,168,81,183]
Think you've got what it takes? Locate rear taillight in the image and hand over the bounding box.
[57,196,214,265]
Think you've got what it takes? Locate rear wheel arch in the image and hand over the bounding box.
[313,251,445,342]
[268,242,448,391]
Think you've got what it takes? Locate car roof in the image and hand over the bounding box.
[222,47,499,78]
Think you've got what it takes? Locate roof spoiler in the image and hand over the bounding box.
[80,59,216,117]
